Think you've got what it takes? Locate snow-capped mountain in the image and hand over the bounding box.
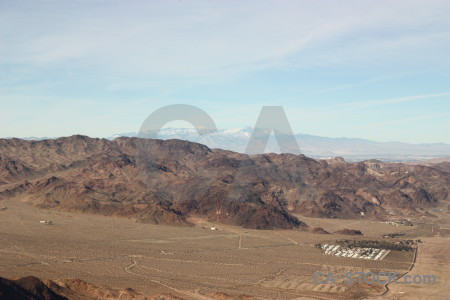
[108,127,450,162]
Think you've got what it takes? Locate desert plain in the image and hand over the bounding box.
[1,198,449,300]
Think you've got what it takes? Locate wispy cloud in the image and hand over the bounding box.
[336,92,450,110]
[310,71,426,95]
[1,0,449,81]
[296,92,450,116]
[362,112,450,129]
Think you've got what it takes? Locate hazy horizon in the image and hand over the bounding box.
[4,126,450,147]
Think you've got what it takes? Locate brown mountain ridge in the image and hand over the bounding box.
[0,135,449,229]
[0,275,187,300]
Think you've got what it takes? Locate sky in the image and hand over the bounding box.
[0,0,449,143]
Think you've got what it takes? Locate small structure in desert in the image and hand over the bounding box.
[385,219,413,226]
[39,220,53,225]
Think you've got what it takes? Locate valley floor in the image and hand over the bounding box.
[0,200,448,300]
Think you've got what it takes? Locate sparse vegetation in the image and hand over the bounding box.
[335,229,363,235]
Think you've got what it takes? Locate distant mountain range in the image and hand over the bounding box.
[108,128,450,162]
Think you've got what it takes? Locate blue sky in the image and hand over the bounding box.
[0,0,449,143]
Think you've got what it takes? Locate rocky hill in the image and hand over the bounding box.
[0,276,66,300]
[0,136,448,229]
[0,275,185,300]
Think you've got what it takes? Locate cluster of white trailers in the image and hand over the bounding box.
[321,244,390,261]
